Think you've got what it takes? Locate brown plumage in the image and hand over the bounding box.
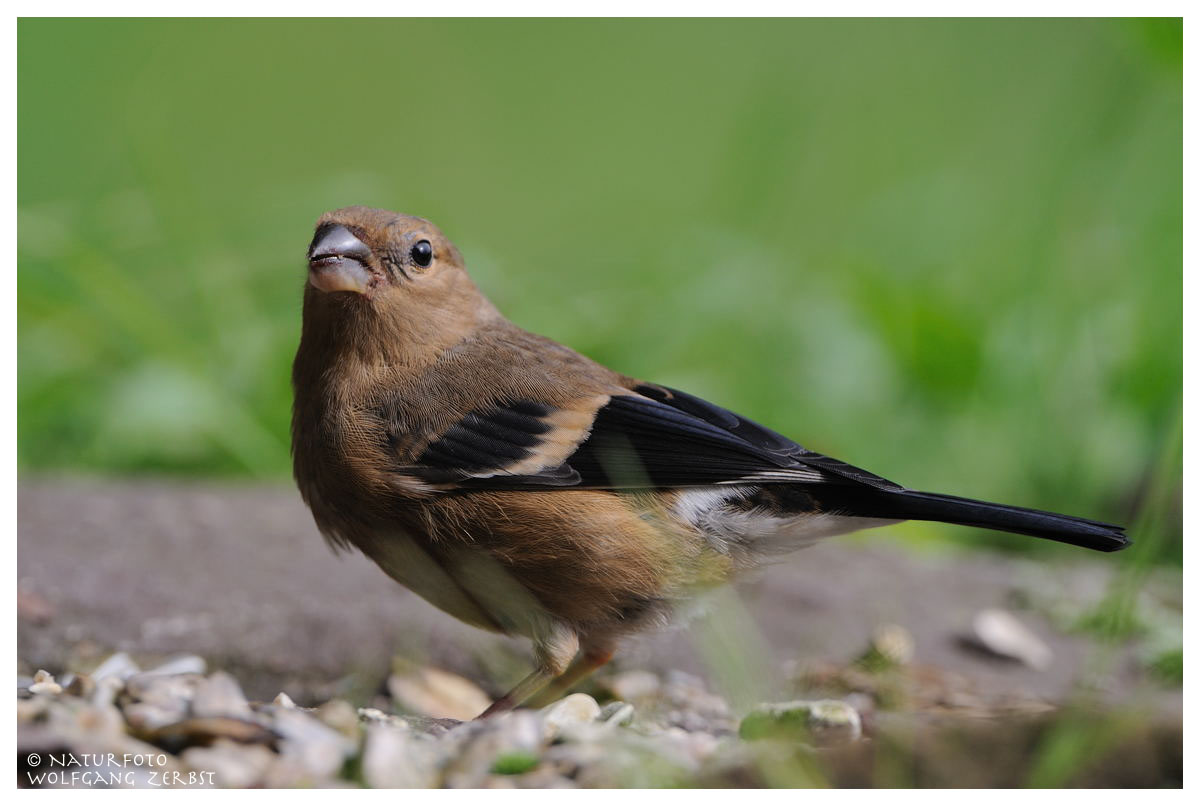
[292,206,1128,717]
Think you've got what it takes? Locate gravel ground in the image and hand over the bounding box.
[17,477,1183,788]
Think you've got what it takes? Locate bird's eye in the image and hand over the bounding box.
[410,240,433,268]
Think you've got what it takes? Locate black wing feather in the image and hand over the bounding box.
[633,383,807,458]
[407,385,880,490]
[563,392,824,487]
[415,402,551,475]
[627,384,903,491]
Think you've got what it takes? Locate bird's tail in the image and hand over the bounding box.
[822,488,1129,552]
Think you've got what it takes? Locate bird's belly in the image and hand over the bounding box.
[359,528,573,644]
[356,531,500,632]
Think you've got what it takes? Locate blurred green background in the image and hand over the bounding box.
[18,18,1181,562]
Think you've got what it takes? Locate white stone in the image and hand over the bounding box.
[388,666,491,720]
[539,693,601,741]
[972,608,1053,670]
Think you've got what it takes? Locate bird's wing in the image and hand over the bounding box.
[396,382,903,492]
[389,382,1130,554]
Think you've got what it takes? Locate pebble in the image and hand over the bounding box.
[182,739,275,788]
[401,715,464,736]
[357,706,408,729]
[362,723,441,788]
[91,675,125,707]
[316,699,361,739]
[146,654,207,677]
[123,672,202,709]
[388,666,492,721]
[870,623,916,666]
[598,700,636,727]
[539,693,601,741]
[969,609,1053,670]
[30,669,63,695]
[740,699,863,746]
[442,710,543,787]
[571,730,697,787]
[90,651,141,682]
[17,659,860,788]
[273,707,357,779]
[191,671,252,719]
[124,701,188,732]
[143,716,275,750]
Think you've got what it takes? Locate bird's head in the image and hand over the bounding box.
[299,207,500,364]
[306,206,467,297]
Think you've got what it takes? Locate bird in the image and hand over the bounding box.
[291,206,1129,718]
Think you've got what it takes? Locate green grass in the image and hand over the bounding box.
[17,18,1181,563]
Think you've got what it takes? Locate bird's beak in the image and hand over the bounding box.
[307,225,372,294]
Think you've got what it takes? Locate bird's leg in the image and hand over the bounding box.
[477,667,558,718]
[477,623,579,719]
[524,646,615,708]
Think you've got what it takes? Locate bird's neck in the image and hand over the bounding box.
[293,283,501,404]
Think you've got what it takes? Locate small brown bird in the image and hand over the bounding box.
[292,206,1128,717]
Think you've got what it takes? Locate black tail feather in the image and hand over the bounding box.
[820,488,1130,552]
